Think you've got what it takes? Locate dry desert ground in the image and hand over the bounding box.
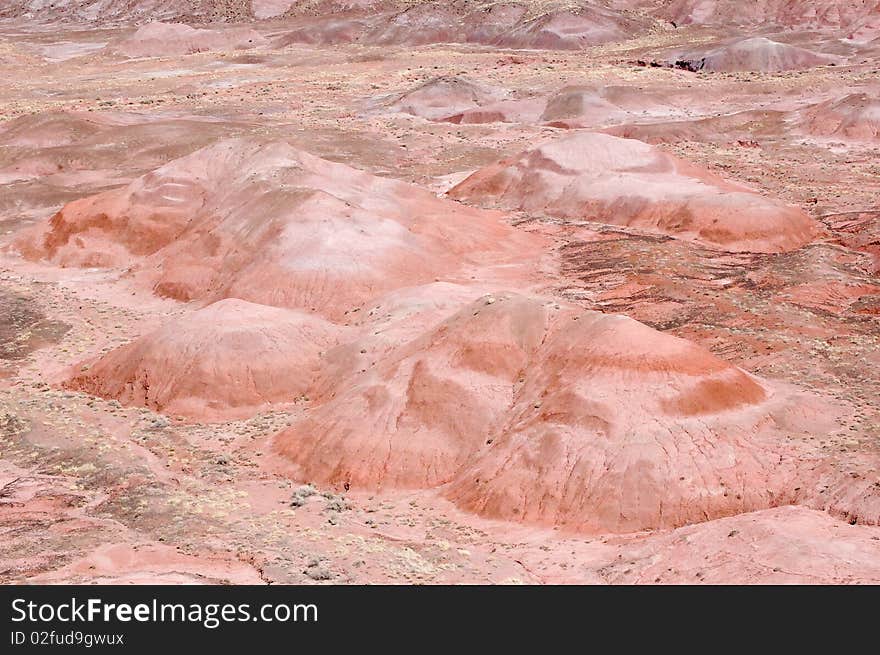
[1,0,879,584]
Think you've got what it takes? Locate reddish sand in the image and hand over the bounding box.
[274,292,843,533]
[492,7,646,50]
[108,22,266,58]
[387,76,507,120]
[251,0,297,20]
[440,85,674,128]
[448,132,820,252]
[784,281,880,315]
[1,0,878,585]
[32,543,265,585]
[19,137,539,319]
[0,111,116,149]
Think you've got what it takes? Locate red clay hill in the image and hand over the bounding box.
[19,138,540,320]
[274,292,832,533]
[448,132,820,253]
[64,299,346,421]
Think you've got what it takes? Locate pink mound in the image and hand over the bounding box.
[458,3,530,43]
[64,299,343,420]
[21,138,537,319]
[0,109,249,189]
[366,5,478,46]
[672,37,838,72]
[0,0,255,23]
[32,543,264,585]
[610,506,880,584]
[800,93,880,140]
[603,119,716,145]
[0,110,144,148]
[493,8,644,50]
[825,211,880,274]
[274,293,814,533]
[539,84,678,128]
[272,15,369,46]
[604,109,786,145]
[387,76,507,120]
[446,304,782,533]
[251,0,296,20]
[448,132,820,253]
[442,98,546,125]
[659,0,880,30]
[785,281,880,315]
[275,293,551,490]
[442,84,682,128]
[109,22,266,58]
[274,3,645,50]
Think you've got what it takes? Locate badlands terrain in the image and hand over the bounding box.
[0,0,879,584]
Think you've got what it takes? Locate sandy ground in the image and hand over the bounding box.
[1,6,879,584]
